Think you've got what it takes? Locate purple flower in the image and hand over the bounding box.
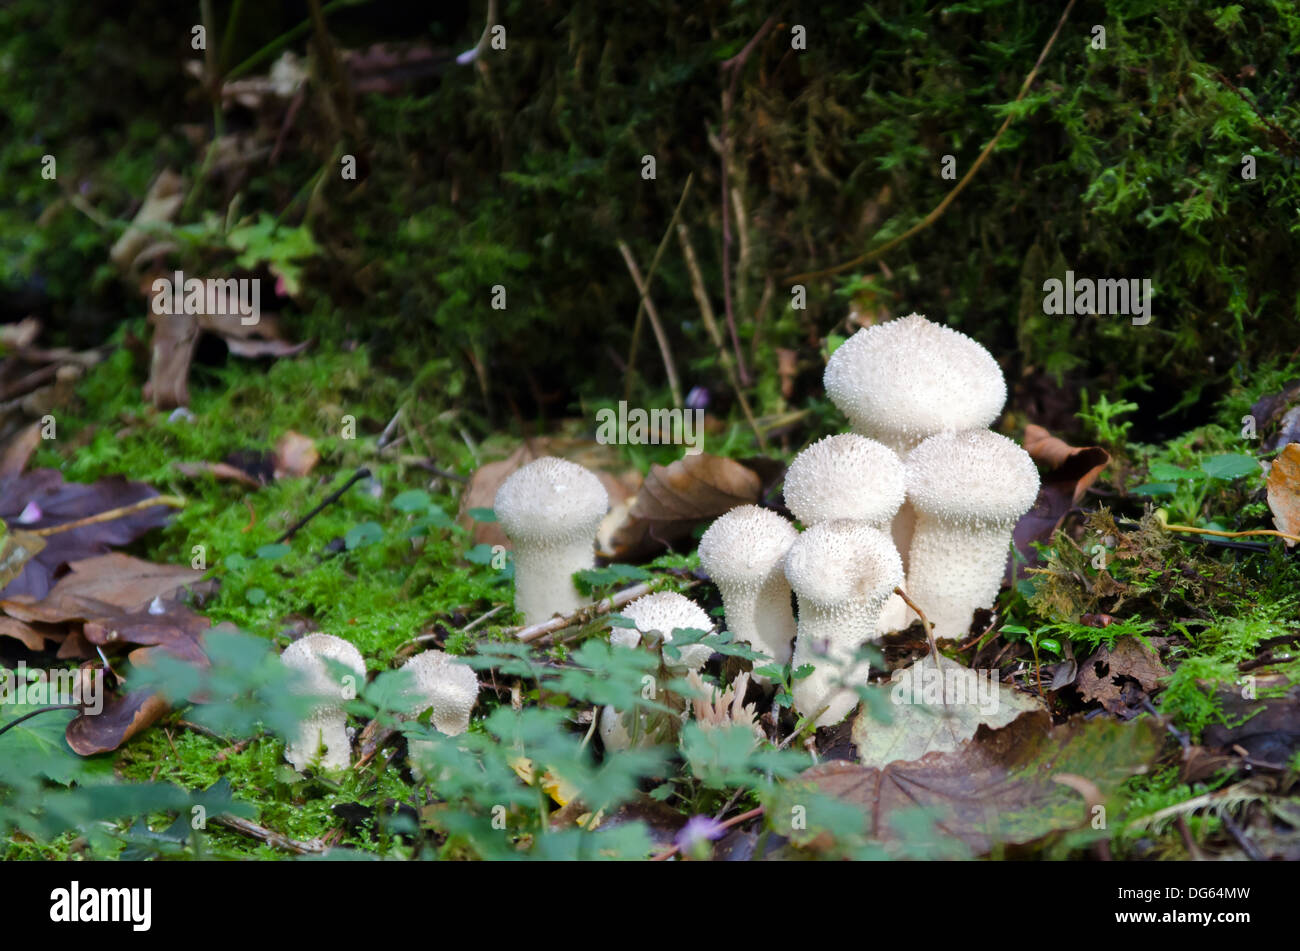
[676,814,726,851]
[685,386,710,412]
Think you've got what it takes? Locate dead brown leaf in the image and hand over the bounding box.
[143,314,201,410]
[109,169,185,273]
[65,690,171,756]
[1266,442,1300,546]
[173,460,263,488]
[0,421,43,477]
[1012,424,1111,579]
[1,553,204,623]
[0,615,58,651]
[790,710,1162,855]
[608,453,766,561]
[1076,636,1171,715]
[272,430,319,479]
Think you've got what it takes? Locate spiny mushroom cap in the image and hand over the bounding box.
[281,633,365,702]
[697,505,798,589]
[493,457,609,547]
[782,434,905,526]
[823,313,1007,447]
[614,591,714,668]
[783,520,903,608]
[906,429,1040,525]
[400,650,479,736]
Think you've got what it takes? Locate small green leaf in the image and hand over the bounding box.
[246,587,267,605]
[1201,453,1258,481]
[1132,482,1176,496]
[255,543,292,560]
[468,507,497,522]
[345,521,385,549]
[393,489,433,513]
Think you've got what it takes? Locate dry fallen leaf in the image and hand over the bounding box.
[1266,442,1300,546]
[1075,636,1171,716]
[607,453,767,561]
[1,553,204,622]
[1012,424,1111,578]
[65,690,172,756]
[790,710,1162,855]
[851,654,1045,768]
[273,430,319,479]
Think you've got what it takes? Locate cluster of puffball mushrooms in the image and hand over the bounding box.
[491,313,1041,743]
[276,313,1040,770]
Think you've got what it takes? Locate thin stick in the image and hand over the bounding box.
[210,813,326,854]
[0,704,80,738]
[30,496,186,537]
[785,0,1078,285]
[512,582,657,644]
[893,587,939,664]
[717,11,782,383]
[620,173,693,405]
[676,223,766,449]
[1163,523,1300,545]
[275,467,371,543]
[617,241,683,408]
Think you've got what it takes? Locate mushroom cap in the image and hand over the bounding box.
[616,591,714,669]
[493,457,609,546]
[823,313,1007,448]
[782,434,905,526]
[399,650,479,736]
[906,429,1040,524]
[280,633,366,702]
[697,505,798,589]
[783,520,903,607]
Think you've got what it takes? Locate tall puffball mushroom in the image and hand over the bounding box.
[785,520,903,728]
[280,633,366,772]
[822,313,1008,574]
[904,429,1040,639]
[494,457,609,626]
[697,505,798,669]
[602,591,714,751]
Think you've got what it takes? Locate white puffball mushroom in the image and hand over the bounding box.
[399,650,479,736]
[785,520,903,728]
[823,313,1008,574]
[697,505,798,669]
[782,433,905,528]
[280,633,366,772]
[494,457,609,626]
[904,429,1040,639]
[614,590,714,672]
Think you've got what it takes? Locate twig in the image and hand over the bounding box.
[1162,523,1300,545]
[620,173,694,405]
[30,496,186,537]
[1221,810,1265,861]
[676,223,766,450]
[785,0,1078,284]
[0,704,80,738]
[210,813,326,854]
[275,467,371,543]
[617,241,683,408]
[394,604,506,658]
[650,805,765,861]
[512,582,658,644]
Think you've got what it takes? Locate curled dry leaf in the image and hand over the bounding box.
[65,690,172,756]
[1266,442,1300,546]
[607,453,768,562]
[1075,636,1171,717]
[1012,424,1111,579]
[272,430,319,479]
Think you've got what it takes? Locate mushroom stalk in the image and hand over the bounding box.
[904,520,1018,638]
[785,521,903,728]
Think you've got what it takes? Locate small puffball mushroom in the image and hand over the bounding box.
[823,313,1008,574]
[398,650,479,736]
[904,429,1040,639]
[782,433,905,528]
[613,591,715,672]
[697,505,798,669]
[785,520,903,728]
[280,633,366,772]
[494,457,609,625]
